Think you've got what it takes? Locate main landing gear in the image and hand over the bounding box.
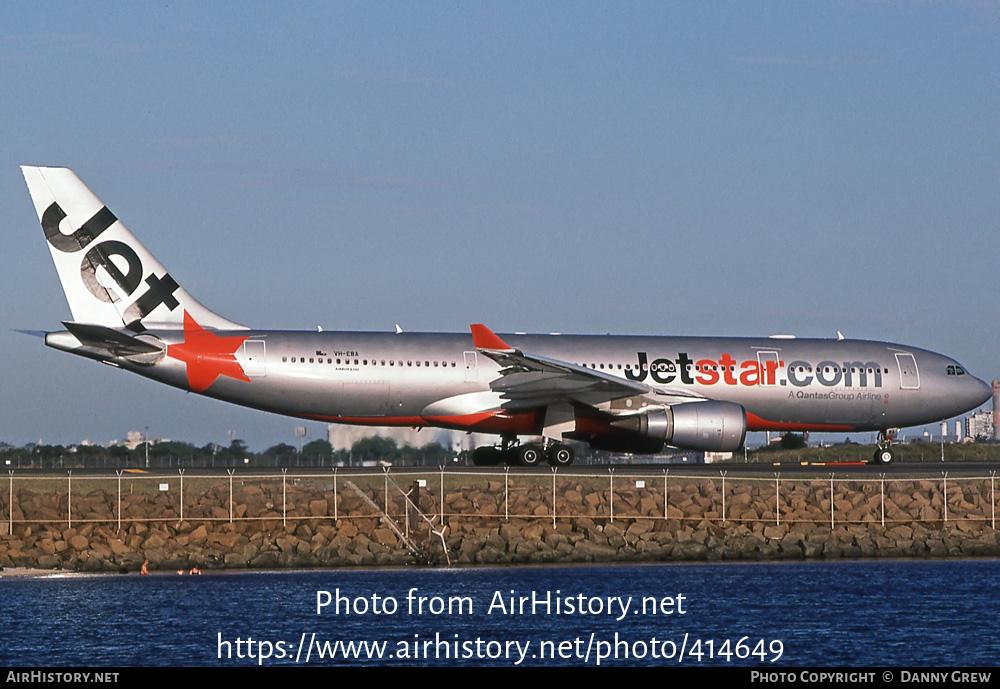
[471,436,575,467]
[871,429,897,465]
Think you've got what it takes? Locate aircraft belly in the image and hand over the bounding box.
[340,382,390,415]
[727,385,877,430]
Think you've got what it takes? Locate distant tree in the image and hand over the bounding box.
[263,443,297,458]
[150,441,198,458]
[779,433,808,450]
[352,436,399,463]
[416,442,448,465]
[215,439,252,465]
[302,439,333,457]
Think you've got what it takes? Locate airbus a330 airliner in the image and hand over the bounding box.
[21,166,991,466]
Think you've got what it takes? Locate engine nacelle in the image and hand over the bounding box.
[603,401,747,453]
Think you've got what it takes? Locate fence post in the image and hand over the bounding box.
[991,471,996,531]
[282,467,288,528]
[720,470,727,523]
[116,470,123,532]
[880,473,886,528]
[774,473,780,526]
[227,469,235,524]
[8,470,12,535]
[829,473,835,529]
[663,469,669,520]
[439,464,445,524]
[609,468,615,523]
[67,470,72,528]
[551,467,557,528]
[942,472,948,523]
[333,467,338,522]
[504,466,509,521]
[179,469,185,524]
[384,466,390,518]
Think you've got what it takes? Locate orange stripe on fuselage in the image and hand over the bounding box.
[304,411,858,435]
[746,412,858,433]
[302,410,541,434]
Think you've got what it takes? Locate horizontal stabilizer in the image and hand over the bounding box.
[62,321,164,355]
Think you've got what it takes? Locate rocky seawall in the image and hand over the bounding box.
[1,473,998,571]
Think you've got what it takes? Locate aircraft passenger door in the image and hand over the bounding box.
[464,351,478,383]
[895,352,920,390]
[242,340,266,377]
[756,351,779,386]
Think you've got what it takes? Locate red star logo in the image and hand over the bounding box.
[167,311,251,392]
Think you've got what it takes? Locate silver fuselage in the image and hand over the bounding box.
[49,329,991,437]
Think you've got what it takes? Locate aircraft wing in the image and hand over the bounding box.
[470,324,702,410]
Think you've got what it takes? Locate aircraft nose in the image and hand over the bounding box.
[969,376,993,409]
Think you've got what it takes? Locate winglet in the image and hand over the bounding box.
[470,323,515,352]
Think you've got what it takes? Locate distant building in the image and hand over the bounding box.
[113,431,170,450]
[327,424,491,453]
[966,412,993,441]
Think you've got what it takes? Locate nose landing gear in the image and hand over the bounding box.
[871,429,898,465]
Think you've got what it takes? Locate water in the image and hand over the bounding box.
[2,560,998,666]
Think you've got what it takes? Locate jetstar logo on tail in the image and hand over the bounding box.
[167,312,250,392]
[42,201,180,330]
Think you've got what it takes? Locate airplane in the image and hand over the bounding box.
[21,166,992,466]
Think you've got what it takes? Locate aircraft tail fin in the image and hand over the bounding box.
[21,166,245,332]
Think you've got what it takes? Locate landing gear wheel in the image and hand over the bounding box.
[517,443,544,467]
[873,448,895,465]
[472,447,503,466]
[548,444,575,467]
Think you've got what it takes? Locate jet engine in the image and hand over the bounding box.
[580,401,747,454]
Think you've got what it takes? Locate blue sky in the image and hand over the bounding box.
[1,3,997,449]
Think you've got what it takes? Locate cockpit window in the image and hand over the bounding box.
[946,365,966,376]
